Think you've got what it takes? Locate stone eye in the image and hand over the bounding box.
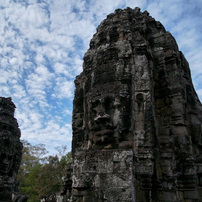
[91,100,99,108]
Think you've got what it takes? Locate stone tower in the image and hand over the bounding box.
[0,97,27,201]
[70,7,202,201]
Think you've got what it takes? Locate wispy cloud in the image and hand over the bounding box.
[0,0,201,154]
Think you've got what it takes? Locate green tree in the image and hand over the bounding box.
[35,155,62,200]
[17,140,72,201]
[17,140,48,201]
[22,164,42,201]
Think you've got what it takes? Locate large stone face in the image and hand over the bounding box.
[71,7,202,201]
[0,97,27,201]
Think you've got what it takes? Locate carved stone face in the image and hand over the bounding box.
[0,133,16,175]
[88,96,120,148]
[0,153,14,174]
[86,85,131,149]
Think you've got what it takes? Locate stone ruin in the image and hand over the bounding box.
[0,97,27,201]
[1,7,202,202]
[62,7,202,201]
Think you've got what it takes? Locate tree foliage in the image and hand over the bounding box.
[17,140,72,202]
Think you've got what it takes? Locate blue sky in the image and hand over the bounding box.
[0,0,202,155]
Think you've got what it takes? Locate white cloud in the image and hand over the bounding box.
[0,68,19,85]
[52,78,74,99]
[65,109,73,115]
[16,109,43,132]
[124,0,147,9]
[25,65,53,100]
[20,118,72,154]
[73,56,83,74]
[53,63,72,77]
[12,84,26,99]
